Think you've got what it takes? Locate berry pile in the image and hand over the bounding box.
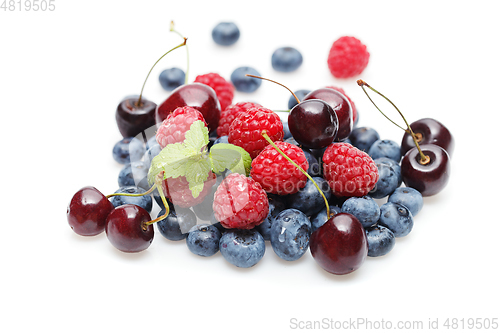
[67,22,453,275]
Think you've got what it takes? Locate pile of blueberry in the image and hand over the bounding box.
[67,21,453,275]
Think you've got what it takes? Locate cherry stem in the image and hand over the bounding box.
[245,74,301,105]
[170,21,190,85]
[106,183,157,199]
[144,171,170,227]
[261,131,331,220]
[136,38,187,107]
[357,79,430,165]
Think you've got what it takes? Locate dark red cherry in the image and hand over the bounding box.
[401,144,450,196]
[303,88,353,141]
[288,99,338,149]
[105,204,154,253]
[401,118,454,157]
[67,186,115,236]
[310,213,368,275]
[156,83,221,132]
[116,97,157,138]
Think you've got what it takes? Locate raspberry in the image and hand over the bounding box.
[327,36,370,79]
[194,73,234,112]
[161,172,216,208]
[322,142,378,197]
[250,141,309,195]
[213,173,269,229]
[217,101,262,137]
[326,86,358,125]
[156,106,207,148]
[228,106,284,159]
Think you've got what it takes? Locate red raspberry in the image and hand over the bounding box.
[322,142,378,197]
[213,173,269,229]
[327,36,370,79]
[250,141,309,195]
[194,73,234,112]
[161,172,216,208]
[217,101,262,137]
[326,86,358,125]
[228,107,284,159]
[156,106,207,148]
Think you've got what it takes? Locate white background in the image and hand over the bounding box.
[2,0,499,332]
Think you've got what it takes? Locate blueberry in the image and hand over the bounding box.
[370,159,400,199]
[288,89,311,109]
[271,47,303,72]
[112,137,145,164]
[286,177,331,216]
[219,229,265,268]
[142,143,162,168]
[157,207,197,241]
[159,67,185,91]
[365,224,396,257]
[146,136,158,149]
[109,186,152,213]
[374,157,402,187]
[378,202,414,237]
[281,119,292,140]
[348,127,380,152]
[388,187,423,217]
[341,196,380,228]
[270,208,312,261]
[310,205,341,233]
[212,22,240,46]
[230,66,262,93]
[213,135,229,145]
[302,150,321,177]
[255,194,287,241]
[186,224,222,257]
[368,139,401,162]
[118,161,150,190]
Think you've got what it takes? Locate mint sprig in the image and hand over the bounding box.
[148,120,251,198]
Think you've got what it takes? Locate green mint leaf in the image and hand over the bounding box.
[147,119,211,199]
[185,157,211,198]
[147,142,190,185]
[184,120,209,154]
[209,143,251,176]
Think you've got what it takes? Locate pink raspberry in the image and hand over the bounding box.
[161,172,216,208]
[194,73,234,112]
[213,173,269,229]
[250,141,309,195]
[322,142,378,197]
[228,106,284,159]
[217,101,262,138]
[327,36,370,79]
[155,106,207,148]
[326,86,358,125]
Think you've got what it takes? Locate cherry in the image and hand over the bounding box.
[116,97,157,138]
[401,144,450,196]
[105,204,154,253]
[288,99,339,149]
[401,118,454,158]
[357,80,451,197]
[303,88,353,141]
[156,83,221,132]
[67,186,115,236]
[244,74,338,149]
[116,38,187,138]
[310,213,368,275]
